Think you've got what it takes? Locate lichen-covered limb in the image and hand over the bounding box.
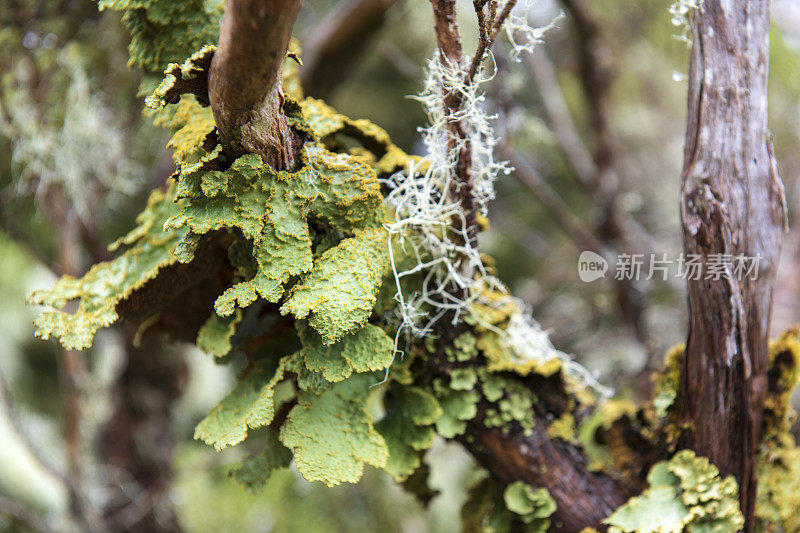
[429,0,478,254]
[209,0,305,171]
[460,405,630,530]
[416,325,634,531]
[675,0,787,529]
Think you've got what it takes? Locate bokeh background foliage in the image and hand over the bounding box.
[1,0,799,531]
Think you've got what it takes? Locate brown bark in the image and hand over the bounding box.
[462,411,629,531]
[675,1,787,530]
[301,0,403,99]
[209,0,305,171]
[423,326,633,532]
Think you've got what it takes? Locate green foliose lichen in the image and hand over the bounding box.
[479,373,537,436]
[196,308,242,358]
[375,386,443,481]
[229,429,292,494]
[296,321,394,384]
[433,378,479,438]
[194,355,292,451]
[28,187,185,349]
[604,449,744,533]
[446,332,478,362]
[279,373,388,487]
[461,477,515,533]
[503,481,556,532]
[97,0,223,76]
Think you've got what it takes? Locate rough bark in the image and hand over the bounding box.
[423,326,633,532]
[209,0,305,171]
[675,1,787,530]
[462,412,629,531]
[301,0,403,99]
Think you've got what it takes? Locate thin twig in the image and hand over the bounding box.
[502,147,609,257]
[525,48,596,188]
[465,0,518,82]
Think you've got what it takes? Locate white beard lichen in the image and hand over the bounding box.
[382,9,611,397]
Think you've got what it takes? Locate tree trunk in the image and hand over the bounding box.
[675,1,787,530]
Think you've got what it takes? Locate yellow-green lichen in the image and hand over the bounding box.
[299,97,413,176]
[547,412,576,443]
[762,327,800,442]
[375,386,443,481]
[196,308,242,358]
[194,355,292,451]
[652,343,684,419]
[451,368,478,390]
[755,327,800,532]
[29,187,186,349]
[604,450,744,533]
[503,481,556,532]
[446,331,478,362]
[476,330,562,377]
[279,373,388,487]
[98,0,224,75]
[482,377,537,436]
[433,378,479,438]
[756,437,800,532]
[296,321,394,384]
[229,429,292,494]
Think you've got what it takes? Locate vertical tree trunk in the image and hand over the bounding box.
[676,1,787,530]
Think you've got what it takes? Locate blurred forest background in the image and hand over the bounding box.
[1,0,799,531]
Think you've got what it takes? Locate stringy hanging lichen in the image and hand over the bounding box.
[380,12,611,397]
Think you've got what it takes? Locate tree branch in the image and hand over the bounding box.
[524,48,595,189]
[461,412,630,531]
[209,0,305,171]
[675,1,787,530]
[429,0,479,256]
[421,328,634,531]
[301,0,403,99]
